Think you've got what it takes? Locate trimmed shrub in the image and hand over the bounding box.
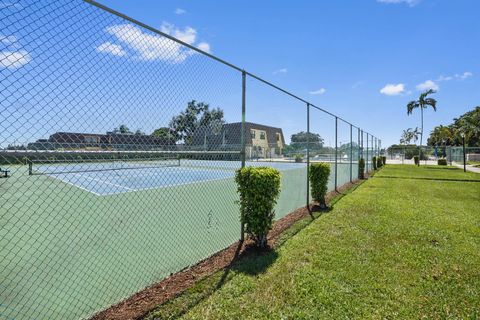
[359,158,365,179]
[377,157,383,169]
[309,163,331,209]
[295,154,303,163]
[235,167,281,248]
[413,155,420,166]
[438,158,447,166]
[382,156,386,165]
[372,156,377,170]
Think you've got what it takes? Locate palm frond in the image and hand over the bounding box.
[423,98,437,111]
[406,101,418,115]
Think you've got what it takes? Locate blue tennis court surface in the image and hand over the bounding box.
[37,160,307,196]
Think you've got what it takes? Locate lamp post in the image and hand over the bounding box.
[461,132,466,172]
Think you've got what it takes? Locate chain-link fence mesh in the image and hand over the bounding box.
[385,146,480,166]
[1,1,381,319]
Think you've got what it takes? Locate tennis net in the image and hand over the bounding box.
[28,156,181,175]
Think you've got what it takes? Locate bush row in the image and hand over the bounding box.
[235,163,331,248]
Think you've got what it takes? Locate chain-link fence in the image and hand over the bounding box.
[385,146,480,165]
[1,1,381,319]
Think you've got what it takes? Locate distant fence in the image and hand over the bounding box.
[0,1,381,319]
[385,146,480,165]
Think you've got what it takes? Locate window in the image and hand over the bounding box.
[84,136,98,144]
[276,133,281,142]
[250,129,255,139]
[260,132,266,140]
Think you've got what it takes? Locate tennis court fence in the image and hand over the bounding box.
[1,1,381,319]
[385,146,480,165]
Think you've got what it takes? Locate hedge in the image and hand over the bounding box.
[413,155,420,166]
[438,158,447,166]
[377,157,383,169]
[359,158,365,179]
[309,163,330,208]
[235,166,281,248]
[372,156,377,170]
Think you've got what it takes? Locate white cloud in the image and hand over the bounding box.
[309,88,326,95]
[457,71,473,80]
[96,42,127,56]
[380,83,405,96]
[0,35,31,69]
[0,50,31,69]
[437,71,473,82]
[102,23,211,63]
[416,80,439,91]
[160,22,197,45]
[273,68,287,75]
[197,42,210,53]
[1,35,18,46]
[377,0,419,6]
[175,8,186,15]
[436,75,453,82]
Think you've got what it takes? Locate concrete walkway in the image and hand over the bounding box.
[453,162,480,173]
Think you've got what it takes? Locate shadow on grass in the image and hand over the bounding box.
[376,176,480,183]
[424,166,461,171]
[144,181,364,320]
[149,243,279,319]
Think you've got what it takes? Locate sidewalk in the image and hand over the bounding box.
[453,162,480,173]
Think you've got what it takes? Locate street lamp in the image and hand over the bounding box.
[460,132,466,172]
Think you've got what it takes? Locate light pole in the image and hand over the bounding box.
[461,132,466,172]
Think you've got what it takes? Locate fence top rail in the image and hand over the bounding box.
[83,0,371,136]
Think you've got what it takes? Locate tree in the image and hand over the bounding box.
[168,100,225,145]
[400,128,420,145]
[426,106,480,147]
[290,131,324,150]
[427,125,453,146]
[456,110,480,146]
[406,89,437,147]
[134,129,145,135]
[112,124,131,134]
[151,127,175,139]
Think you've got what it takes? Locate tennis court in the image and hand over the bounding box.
[2,158,313,319]
[29,159,309,196]
[1,156,359,319]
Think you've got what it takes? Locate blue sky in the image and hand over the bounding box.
[95,0,479,147]
[1,0,478,148]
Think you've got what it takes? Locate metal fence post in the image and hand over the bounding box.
[350,124,353,183]
[335,116,338,191]
[366,133,369,172]
[306,103,310,208]
[361,130,363,159]
[240,70,246,242]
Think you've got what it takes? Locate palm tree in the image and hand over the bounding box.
[400,129,410,145]
[411,127,420,144]
[407,89,438,147]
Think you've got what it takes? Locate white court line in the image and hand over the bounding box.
[101,174,235,196]
[44,174,103,196]
[72,173,137,192]
[46,164,307,197]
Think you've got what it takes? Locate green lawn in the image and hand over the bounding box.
[152,165,480,319]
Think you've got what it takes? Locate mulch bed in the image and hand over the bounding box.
[91,180,361,320]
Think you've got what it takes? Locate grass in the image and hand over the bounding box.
[146,165,480,319]
[467,161,480,167]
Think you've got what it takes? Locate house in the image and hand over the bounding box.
[191,122,285,159]
[28,131,174,150]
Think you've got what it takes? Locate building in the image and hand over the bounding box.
[28,131,175,150]
[191,122,285,158]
